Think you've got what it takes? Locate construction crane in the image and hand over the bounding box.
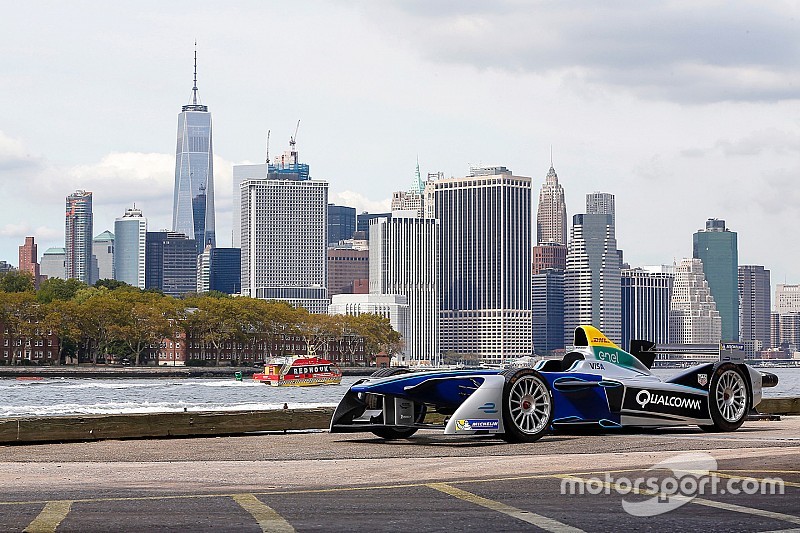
[265,130,270,165]
[289,119,300,153]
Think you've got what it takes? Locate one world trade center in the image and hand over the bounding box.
[172,47,215,253]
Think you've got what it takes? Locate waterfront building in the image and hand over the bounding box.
[240,149,329,313]
[532,268,564,354]
[327,204,356,246]
[536,164,567,246]
[18,237,41,288]
[669,258,722,344]
[739,265,771,356]
[327,248,369,296]
[209,248,241,294]
[435,166,532,363]
[172,48,215,253]
[65,190,93,284]
[145,231,197,297]
[370,213,439,365]
[39,247,65,280]
[91,231,115,282]
[328,293,410,362]
[232,163,267,249]
[621,266,674,350]
[564,213,621,346]
[775,284,800,314]
[693,219,739,341]
[114,207,146,288]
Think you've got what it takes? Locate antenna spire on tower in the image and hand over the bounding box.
[192,41,198,105]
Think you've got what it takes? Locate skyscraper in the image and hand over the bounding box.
[240,147,329,313]
[693,219,738,341]
[390,160,427,218]
[739,265,771,356]
[209,248,241,295]
[564,213,621,346]
[39,247,65,280]
[586,192,615,227]
[536,164,567,246]
[670,258,721,344]
[775,284,800,314]
[145,231,197,297]
[114,207,147,288]
[370,213,439,365]
[327,204,356,245]
[232,163,267,249]
[91,231,115,282]
[172,47,215,254]
[436,166,532,363]
[621,266,674,350]
[18,237,40,288]
[65,190,93,284]
[532,268,564,354]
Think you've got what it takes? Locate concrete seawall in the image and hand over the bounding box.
[1,398,797,444]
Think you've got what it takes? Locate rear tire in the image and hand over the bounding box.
[500,368,554,443]
[368,368,424,439]
[699,363,749,432]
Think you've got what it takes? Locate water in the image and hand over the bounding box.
[1,369,798,418]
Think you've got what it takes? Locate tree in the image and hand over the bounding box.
[111,291,176,365]
[353,313,402,360]
[37,278,87,303]
[94,279,132,291]
[41,300,81,365]
[181,296,245,366]
[73,289,129,364]
[0,271,35,293]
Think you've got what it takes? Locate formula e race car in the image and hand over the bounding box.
[329,326,779,442]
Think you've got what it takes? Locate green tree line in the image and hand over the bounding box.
[0,271,401,366]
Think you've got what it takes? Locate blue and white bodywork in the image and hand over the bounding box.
[330,326,778,442]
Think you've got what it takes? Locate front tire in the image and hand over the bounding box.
[700,363,749,432]
[368,368,424,439]
[500,368,554,443]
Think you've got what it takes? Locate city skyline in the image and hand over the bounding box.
[1,3,799,290]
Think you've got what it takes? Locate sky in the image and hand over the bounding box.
[1,1,799,287]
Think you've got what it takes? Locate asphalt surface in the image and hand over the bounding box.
[1,417,798,532]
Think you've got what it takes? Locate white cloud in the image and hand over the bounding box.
[330,190,391,214]
[0,130,41,171]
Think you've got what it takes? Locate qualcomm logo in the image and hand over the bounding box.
[636,390,701,411]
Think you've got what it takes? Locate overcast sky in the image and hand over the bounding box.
[1,1,799,288]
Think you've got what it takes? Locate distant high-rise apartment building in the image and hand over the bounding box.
[240,153,329,313]
[693,219,738,341]
[197,244,212,293]
[533,242,567,274]
[370,213,439,365]
[327,204,356,246]
[621,266,674,350]
[18,237,41,288]
[738,265,771,357]
[771,312,800,352]
[114,207,146,289]
[172,49,215,254]
[91,231,115,282]
[775,284,800,314]
[232,163,267,249]
[435,166,532,363]
[209,248,241,295]
[145,231,197,297]
[65,190,93,284]
[40,248,65,280]
[586,192,615,227]
[564,213,622,346]
[669,258,721,344]
[532,268,564,354]
[536,164,567,245]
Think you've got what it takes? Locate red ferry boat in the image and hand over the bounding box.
[252,356,342,387]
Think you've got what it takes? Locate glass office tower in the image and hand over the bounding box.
[172,49,215,254]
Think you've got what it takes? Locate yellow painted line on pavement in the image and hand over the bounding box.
[559,475,800,527]
[712,471,800,488]
[232,494,294,533]
[24,500,72,533]
[427,482,584,533]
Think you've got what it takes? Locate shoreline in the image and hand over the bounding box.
[0,366,375,378]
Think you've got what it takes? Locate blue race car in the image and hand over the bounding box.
[330,325,778,442]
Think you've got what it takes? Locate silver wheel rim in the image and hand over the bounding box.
[716,369,747,423]
[508,375,551,434]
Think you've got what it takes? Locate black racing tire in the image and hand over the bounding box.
[368,368,424,439]
[499,368,554,443]
[699,363,750,432]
